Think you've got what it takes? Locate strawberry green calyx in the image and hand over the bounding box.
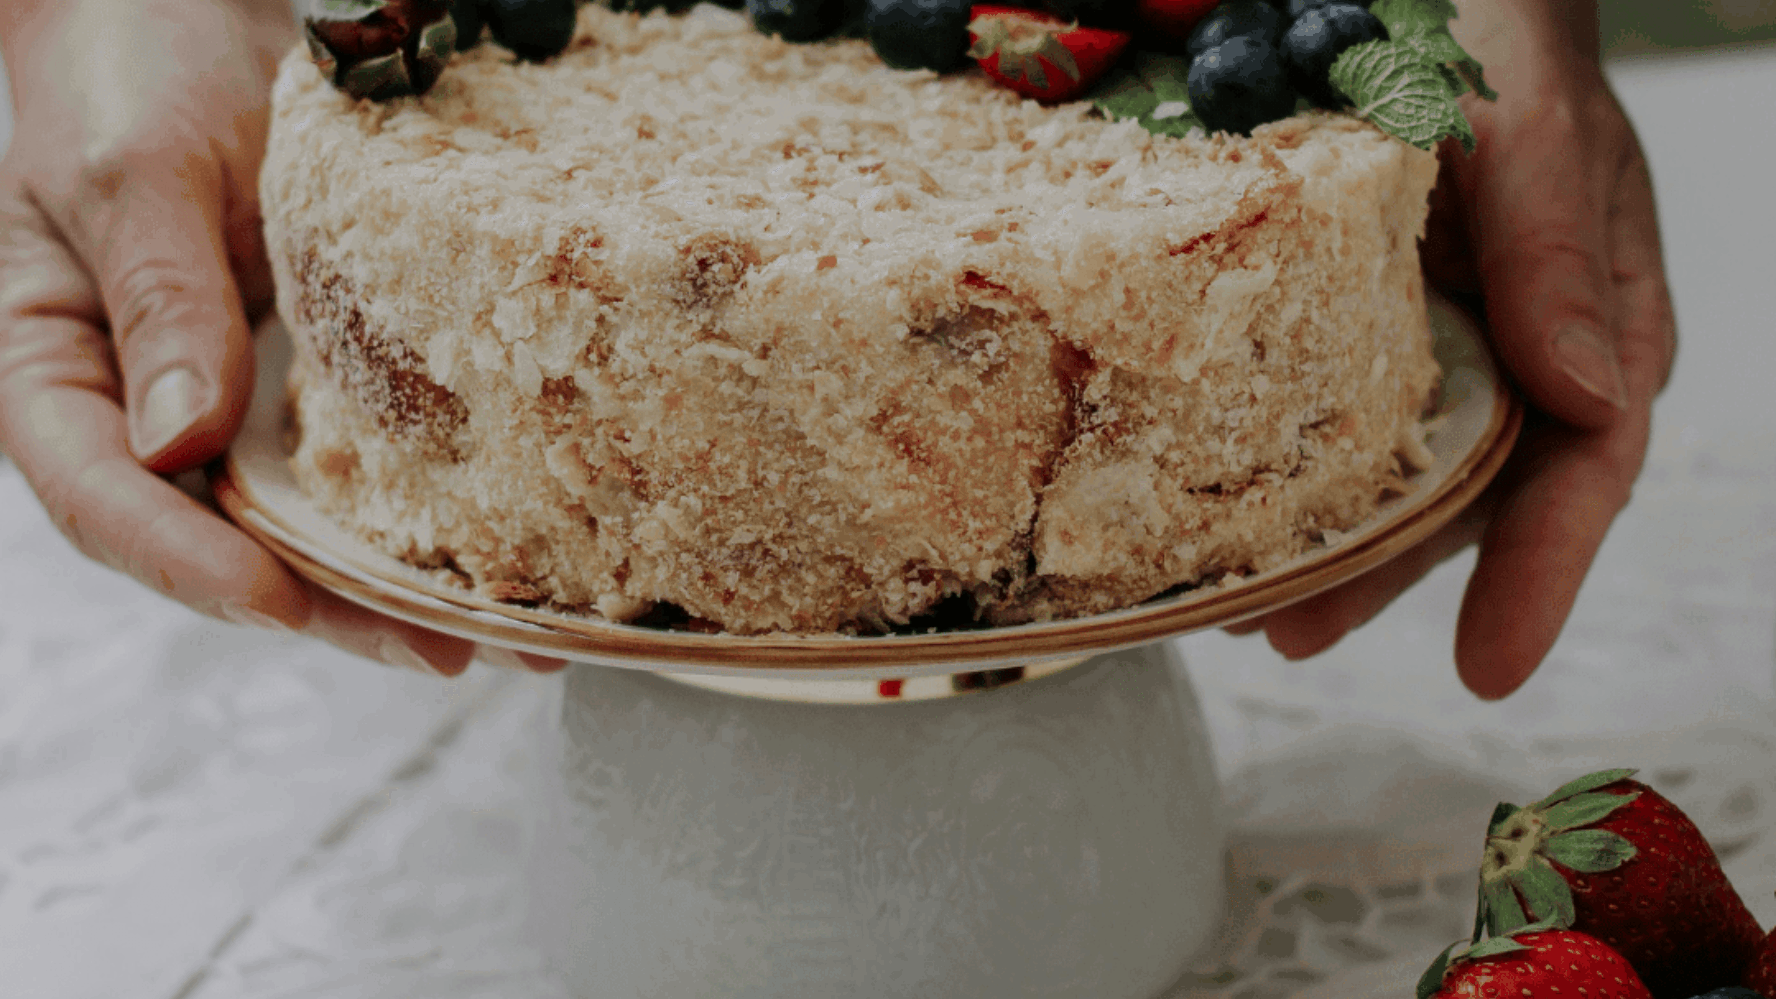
[968,14,1081,89]
[1416,918,1563,999]
[1478,769,1641,937]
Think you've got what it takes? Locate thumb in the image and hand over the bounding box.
[1465,85,1627,430]
[65,157,255,474]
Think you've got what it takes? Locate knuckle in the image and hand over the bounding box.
[106,256,200,345]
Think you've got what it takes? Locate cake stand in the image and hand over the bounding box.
[213,295,1519,999]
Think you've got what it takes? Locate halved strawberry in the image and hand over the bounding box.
[967,6,1131,104]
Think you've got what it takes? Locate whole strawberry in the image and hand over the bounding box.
[1744,923,1776,997]
[306,0,457,101]
[1419,924,1653,999]
[1478,768,1764,999]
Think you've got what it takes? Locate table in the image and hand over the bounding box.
[1,43,1773,999]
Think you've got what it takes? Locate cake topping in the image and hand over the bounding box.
[305,0,457,100]
[481,0,579,60]
[1131,0,1218,47]
[1183,0,1283,59]
[865,0,975,71]
[1281,2,1388,107]
[966,7,1131,104]
[304,0,1491,153]
[1184,35,1294,135]
[748,0,845,43]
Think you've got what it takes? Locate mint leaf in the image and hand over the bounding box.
[1090,52,1205,139]
[1370,0,1457,37]
[1330,40,1476,151]
[1371,0,1498,100]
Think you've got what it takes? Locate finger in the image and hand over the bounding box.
[304,588,478,677]
[478,646,572,673]
[1454,413,1647,700]
[0,186,310,631]
[1468,80,1627,427]
[1256,509,1488,660]
[59,154,255,474]
[1604,138,1679,399]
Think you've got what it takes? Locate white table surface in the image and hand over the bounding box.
[1,43,1774,999]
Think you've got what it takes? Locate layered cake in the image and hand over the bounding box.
[262,1,1451,634]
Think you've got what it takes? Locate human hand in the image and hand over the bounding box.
[1227,0,1677,700]
[0,0,561,676]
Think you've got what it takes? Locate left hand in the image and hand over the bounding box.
[1227,0,1677,700]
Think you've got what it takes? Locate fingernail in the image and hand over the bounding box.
[131,366,209,459]
[1553,326,1627,410]
[221,603,296,634]
[378,636,443,676]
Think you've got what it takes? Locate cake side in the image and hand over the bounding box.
[264,4,1441,633]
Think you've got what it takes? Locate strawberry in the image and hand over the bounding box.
[1477,769,1764,999]
[1418,924,1653,999]
[966,6,1131,104]
[1131,0,1217,50]
[1745,923,1776,997]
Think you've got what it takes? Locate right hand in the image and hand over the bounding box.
[0,0,561,676]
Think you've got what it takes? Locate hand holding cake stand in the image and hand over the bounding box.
[213,295,1518,999]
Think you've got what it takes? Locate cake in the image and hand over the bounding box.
[261,2,1443,634]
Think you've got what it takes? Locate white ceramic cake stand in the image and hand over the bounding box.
[214,294,1518,999]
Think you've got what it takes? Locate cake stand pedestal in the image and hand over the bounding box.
[211,295,1518,998]
[526,642,1224,999]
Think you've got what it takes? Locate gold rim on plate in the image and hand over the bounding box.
[215,294,1521,677]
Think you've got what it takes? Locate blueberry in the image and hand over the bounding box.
[484,0,577,61]
[1283,0,1370,18]
[865,0,971,72]
[1186,0,1285,58]
[1282,2,1387,106]
[749,0,841,41]
[448,0,485,50]
[1687,990,1768,999]
[1187,36,1295,136]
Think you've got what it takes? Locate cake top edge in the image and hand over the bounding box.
[296,0,1493,153]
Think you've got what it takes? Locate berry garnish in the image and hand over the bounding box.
[448,0,485,49]
[749,0,842,41]
[1283,0,1369,18]
[1184,0,1283,58]
[1281,2,1385,106]
[967,6,1130,103]
[866,0,973,71]
[306,0,457,100]
[1185,35,1293,135]
[483,0,577,61]
[1131,0,1217,49]
[1042,0,1134,30]
[1687,991,1768,999]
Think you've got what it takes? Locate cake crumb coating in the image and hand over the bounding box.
[262,4,1441,633]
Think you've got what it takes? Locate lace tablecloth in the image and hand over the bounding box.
[2,45,1775,999]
